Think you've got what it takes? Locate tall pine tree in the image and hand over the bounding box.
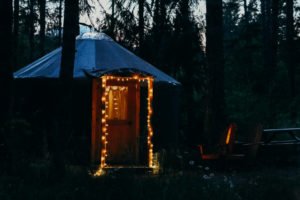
[0,0,13,123]
[28,0,36,60]
[204,0,226,144]
[173,0,205,145]
[50,0,79,177]
[13,0,20,68]
[286,0,296,123]
[38,0,46,55]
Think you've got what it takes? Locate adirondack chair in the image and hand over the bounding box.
[199,123,263,161]
[199,123,242,160]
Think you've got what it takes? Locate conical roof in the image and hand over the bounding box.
[14,32,179,85]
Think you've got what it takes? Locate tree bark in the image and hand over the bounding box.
[286,0,295,97]
[53,0,78,177]
[0,1,13,172]
[110,0,116,37]
[271,0,279,74]
[38,0,46,55]
[0,0,13,123]
[286,0,296,123]
[13,0,19,69]
[60,0,78,80]
[243,0,249,22]
[76,0,80,36]
[58,0,63,45]
[204,0,226,144]
[138,0,145,56]
[261,0,278,126]
[269,0,279,126]
[261,0,272,77]
[28,0,35,60]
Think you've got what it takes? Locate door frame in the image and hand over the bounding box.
[91,74,155,169]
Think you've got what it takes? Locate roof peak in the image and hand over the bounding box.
[76,32,113,41]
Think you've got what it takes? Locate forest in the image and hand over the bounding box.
[0,0,300,199]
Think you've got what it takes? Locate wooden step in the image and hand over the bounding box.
[103,166,154,174]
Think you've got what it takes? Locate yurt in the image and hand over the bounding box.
[14,32,181,169]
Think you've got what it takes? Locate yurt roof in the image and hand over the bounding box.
[14,32,180,85]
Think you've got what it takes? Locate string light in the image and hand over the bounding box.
[147,77,154,168]
[94,74,155,176]
[100,76,109,170]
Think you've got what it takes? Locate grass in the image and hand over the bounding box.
[1,161,300,200]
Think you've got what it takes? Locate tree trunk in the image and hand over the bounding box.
[286,0,295,97]
[110,0,116,37]
[152,0,167,70]
[60,0,78,80]
[138,0,145,56]
[286,0,296,123]
[269,0,279,126]
[76,1,80,36]
[261,0,272,74]
[0,0,13,173]
[53,0,78,177]
[38,0,46,55]
[204,0,226,144]
[58,0,63,45]
[243,0,249,22]
[0,0,13,123]
[29,0,35,60]
[271,0,279,73]
[13,0,19,69]
[160,0,166,30]
[261,0,278,126]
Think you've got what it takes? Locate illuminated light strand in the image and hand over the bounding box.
[95,74,155,176]
[100,76,109,170]
[147,77,154,168]
[99,75,150,83]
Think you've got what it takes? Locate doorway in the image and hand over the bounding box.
[105,80,140,165]
[91,75,155,169]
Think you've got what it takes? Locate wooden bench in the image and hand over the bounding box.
[239,127,300,161]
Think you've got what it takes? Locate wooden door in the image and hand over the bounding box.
[106,80,140,165]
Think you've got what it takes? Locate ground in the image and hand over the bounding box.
[1,160,300,200]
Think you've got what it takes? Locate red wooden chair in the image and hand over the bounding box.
[199,123,242,160]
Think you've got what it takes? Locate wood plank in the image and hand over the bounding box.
[263,128,300,132]
[91,79,97,163]
[91,78,101,164]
